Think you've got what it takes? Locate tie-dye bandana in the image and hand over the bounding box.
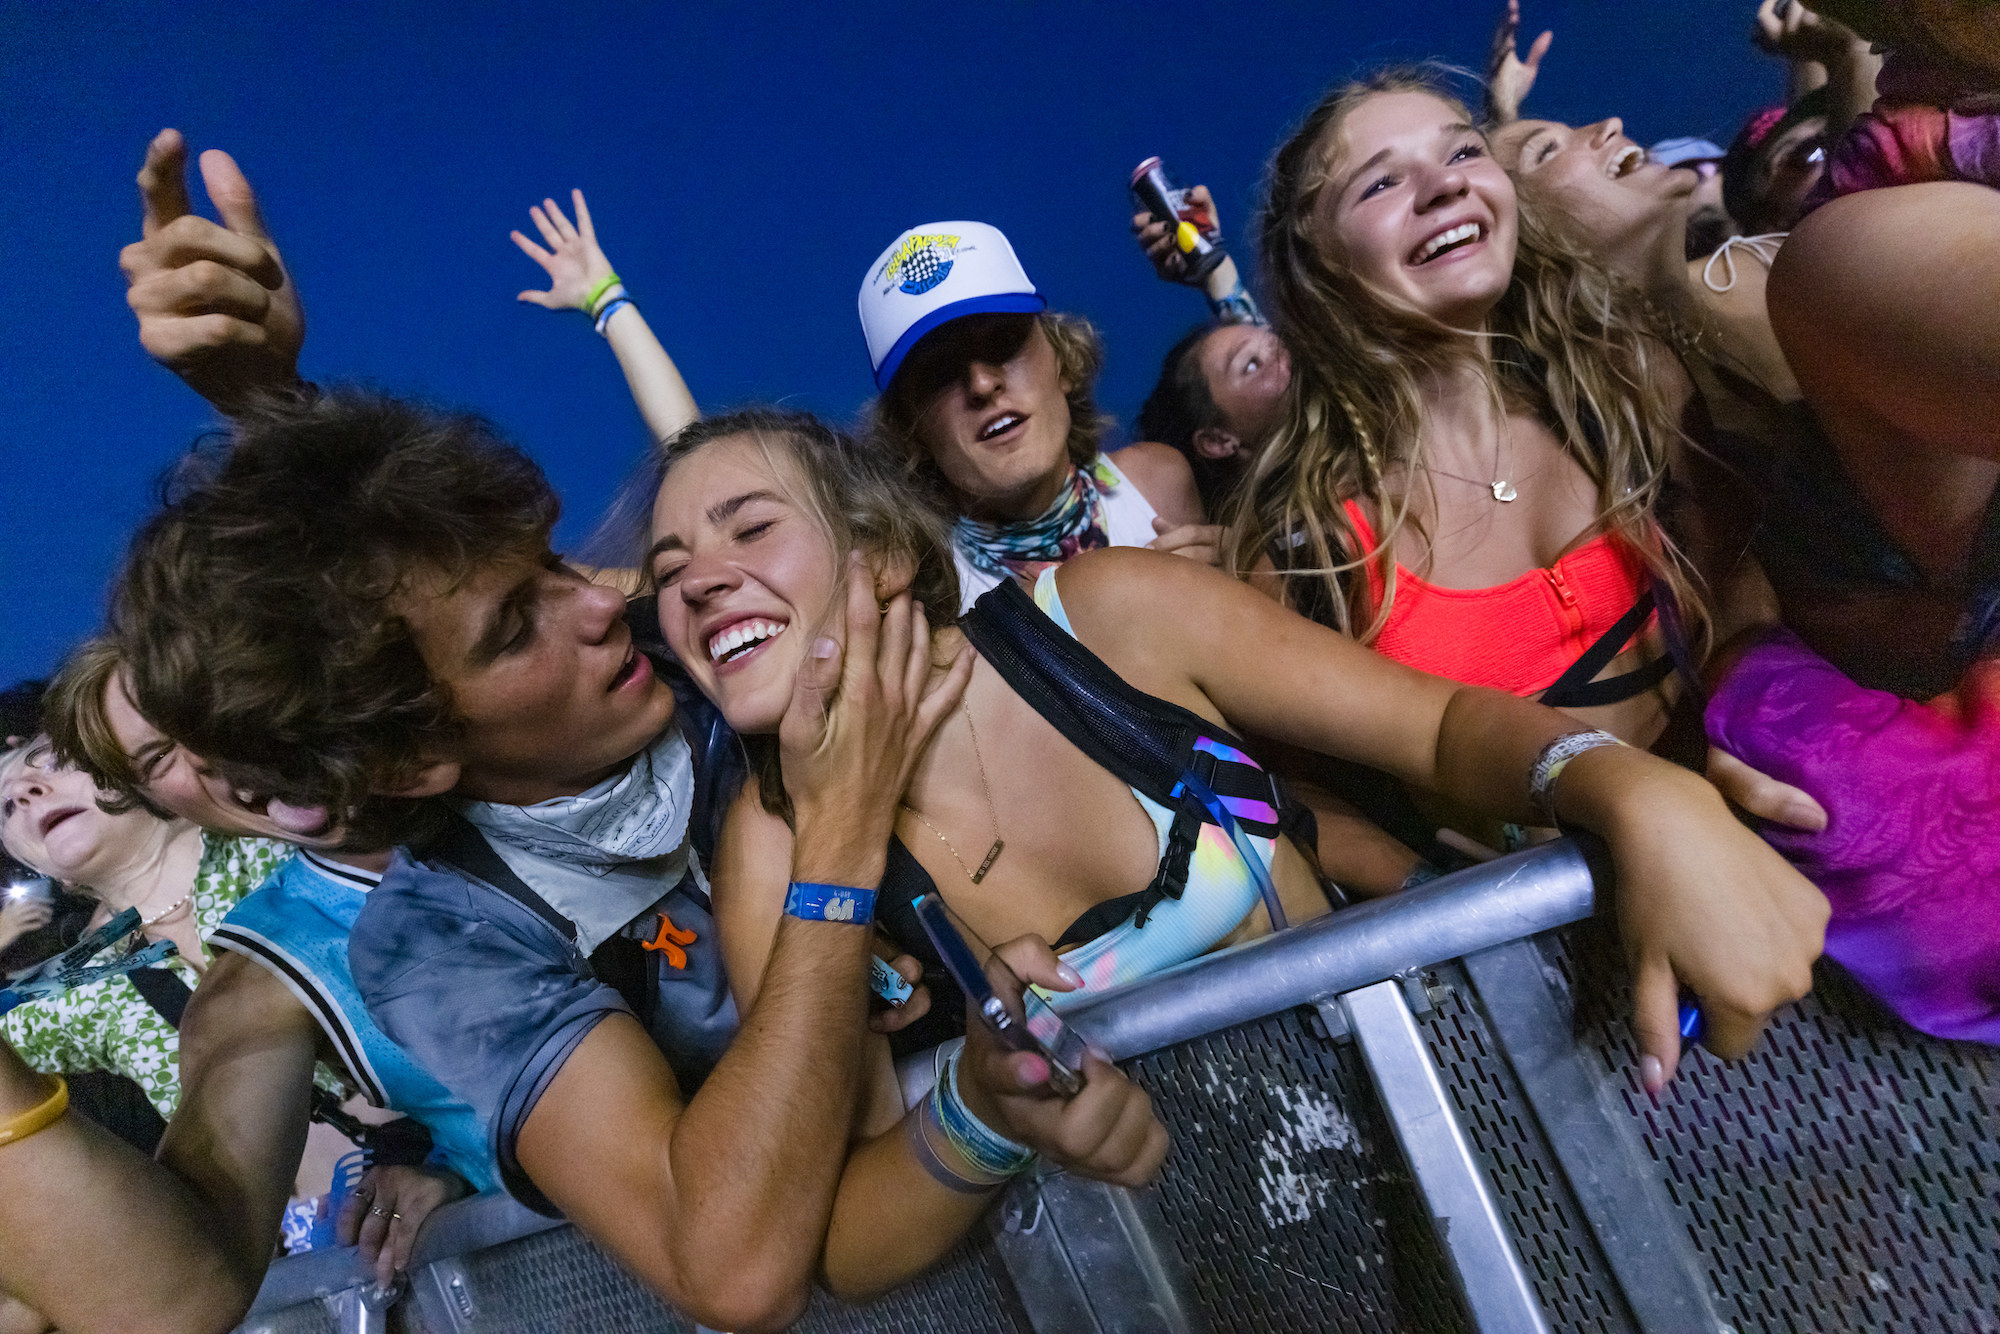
[954,465,1111,588]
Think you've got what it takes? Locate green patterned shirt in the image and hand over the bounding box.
[1,834,294,1118]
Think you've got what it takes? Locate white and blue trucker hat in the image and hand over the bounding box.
[858,221,1047,392]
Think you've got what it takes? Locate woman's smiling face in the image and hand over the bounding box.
[1310,90,1520,328]
[649,433,841,736]
[1491,116,1696,270]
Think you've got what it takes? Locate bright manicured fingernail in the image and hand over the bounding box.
[813,637,838,659]
[1640,1055,1664,1094]
[1056,963,1085,990]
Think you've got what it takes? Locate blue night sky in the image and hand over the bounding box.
[1,1,1783,684]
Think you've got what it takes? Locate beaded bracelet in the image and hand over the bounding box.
[0,1075,67,1149]
[1528,730,1625,827]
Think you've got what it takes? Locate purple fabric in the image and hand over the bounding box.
[1706,629,2000,1045]
[1950,108,2000,189]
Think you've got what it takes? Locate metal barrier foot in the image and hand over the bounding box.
[989,1171,1200,1333]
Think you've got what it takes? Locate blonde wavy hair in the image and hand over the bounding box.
[1224,68,1706,652]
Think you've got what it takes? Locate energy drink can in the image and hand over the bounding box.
[1130,156,1227,282]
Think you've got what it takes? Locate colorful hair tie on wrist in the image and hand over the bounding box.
[783,881,878,925]
[582,272,623,316]
[0,1075,67,1149]
[1528,730,1625,827]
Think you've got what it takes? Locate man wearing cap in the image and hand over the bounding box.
[862,221,1216,608]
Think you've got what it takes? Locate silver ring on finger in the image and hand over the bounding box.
[370,1204,390,1218]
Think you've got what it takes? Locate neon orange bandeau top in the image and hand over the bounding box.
[1343,500,1654,696]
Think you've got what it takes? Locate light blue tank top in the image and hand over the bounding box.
[211,852,498,1193]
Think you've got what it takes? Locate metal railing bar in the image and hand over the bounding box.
[1063,840,1601,1061]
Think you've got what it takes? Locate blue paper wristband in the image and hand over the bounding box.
[784,881,878,925]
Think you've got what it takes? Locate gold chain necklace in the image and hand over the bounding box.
[902,705,1006,884]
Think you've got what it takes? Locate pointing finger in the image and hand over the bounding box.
[138,129,193,239]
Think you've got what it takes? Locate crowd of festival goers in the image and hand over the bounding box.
[2,1,1997,1329]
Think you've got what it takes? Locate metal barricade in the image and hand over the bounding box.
[238,842,2000,1333]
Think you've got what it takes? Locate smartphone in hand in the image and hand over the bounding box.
[912,893,1086,1096]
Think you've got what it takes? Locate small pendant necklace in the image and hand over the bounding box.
[1425,424,1519,501]
[902,705,1006,884]
[1424,462,1519,502]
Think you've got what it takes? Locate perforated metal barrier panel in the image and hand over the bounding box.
[1548,927,2000,1334]
[241,922,2000,1334]
[401,1226,1030,1334]
[1124,1010,1468,1333]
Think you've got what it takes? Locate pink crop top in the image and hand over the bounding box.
[1343,500,1655,696]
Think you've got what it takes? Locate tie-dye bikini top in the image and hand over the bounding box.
[875,569,1326,1046]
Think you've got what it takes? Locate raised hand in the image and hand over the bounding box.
[957,935,1169,1189]
[0,897,53,954]
[1485,0,1553,126]
[1130,183,1220,286]
[119,129,305,411]
[512,190,617,313]
[1754,0,1866,67]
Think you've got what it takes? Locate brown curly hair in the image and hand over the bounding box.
[109,388,560,848]
[43,637,175,820]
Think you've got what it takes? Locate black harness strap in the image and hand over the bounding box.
[959,578,1321,924]
[1538,590,1677,710]
[126,966,192,1030]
